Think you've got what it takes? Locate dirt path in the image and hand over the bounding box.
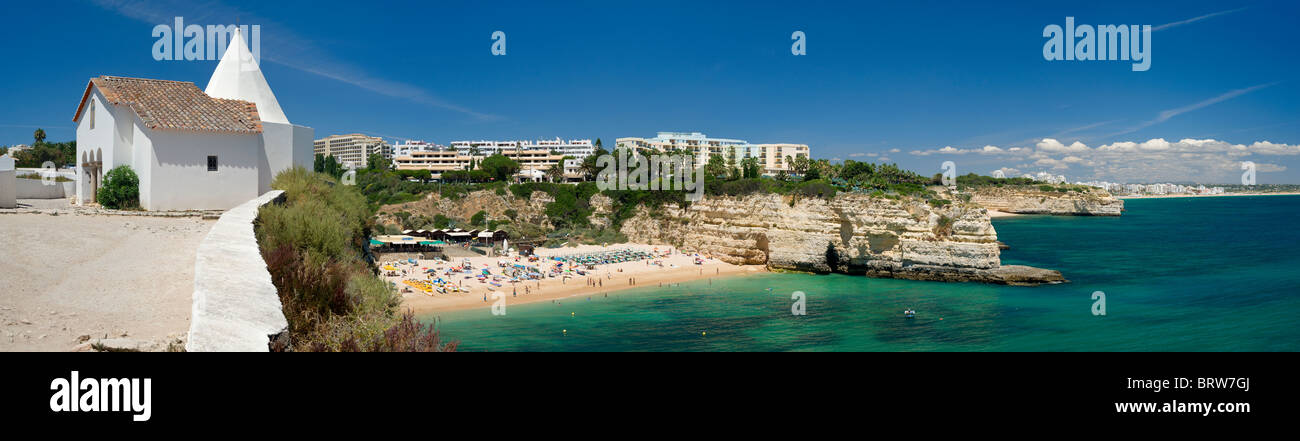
[0,212,214,351]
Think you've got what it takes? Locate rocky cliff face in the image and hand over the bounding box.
[377,190,554,229]
[620,193,1064,286]
[969,187,1123,216]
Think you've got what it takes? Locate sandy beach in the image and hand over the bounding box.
[0,209,213,351]
[385,243,766,315]
[986,209,1021,218]
[1116,192,1300,199]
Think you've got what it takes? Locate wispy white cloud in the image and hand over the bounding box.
[1050,120,1116,139]
[1111,82,1280,137]
[910,137,1299,183]
[1156,82,1278,123]
[1153,8,1248,32]
[88,0,499,121]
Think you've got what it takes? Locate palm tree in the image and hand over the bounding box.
[33,128,46,144]
[545,164,565,183]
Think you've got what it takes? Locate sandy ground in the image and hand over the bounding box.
[986,209,1021,218]
[1116,192,1300,199]
[386,243,766,315]
[0,209,213,351]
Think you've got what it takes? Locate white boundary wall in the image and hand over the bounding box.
[186,190,287,352]
[0,156,14,208]
[13,178,75,199]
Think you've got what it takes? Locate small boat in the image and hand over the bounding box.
[904,309,916,318]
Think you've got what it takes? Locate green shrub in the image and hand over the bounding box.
[99,165,140,209]
[433,214,451,229]
[258,199,356,262]
[796,180,837,199]
[934,215,956,237]
[258,167,455,352]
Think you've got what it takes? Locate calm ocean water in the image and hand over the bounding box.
[426,195,1300,351]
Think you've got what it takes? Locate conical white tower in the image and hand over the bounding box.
[205,28,290,124]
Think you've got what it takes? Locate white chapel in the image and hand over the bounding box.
[72,28,312,211]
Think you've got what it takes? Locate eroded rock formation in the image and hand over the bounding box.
[969,187,1123,216]
[621,193,1065,285]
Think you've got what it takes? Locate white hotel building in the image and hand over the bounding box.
[313,133,390,169]
[391,140,446,158]
[450,138,595,159]
[616,132,810,175]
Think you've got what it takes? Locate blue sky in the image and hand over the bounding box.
[1,0,1297,183]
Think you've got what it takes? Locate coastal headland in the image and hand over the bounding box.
[619,192,1065,286]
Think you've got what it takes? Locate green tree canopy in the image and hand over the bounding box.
[479,154,520,181]
[470,210,487,226]
[366,153,391,171]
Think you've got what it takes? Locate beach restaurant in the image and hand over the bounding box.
[476,230,509,246]
[445,229,473,243]
[395,228,509,245]
[370,235,446,252]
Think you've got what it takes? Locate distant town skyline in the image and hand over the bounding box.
[1,0,1296,183]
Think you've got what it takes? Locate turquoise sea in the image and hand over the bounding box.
[426,195,1300,351]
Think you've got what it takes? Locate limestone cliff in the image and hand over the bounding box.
[620,193,1064,286]
[969,187,1123,216]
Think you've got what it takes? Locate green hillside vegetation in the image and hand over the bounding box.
[357,150,976,247]
[257,167,456,352]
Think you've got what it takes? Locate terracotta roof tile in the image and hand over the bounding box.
[73,76,262,135]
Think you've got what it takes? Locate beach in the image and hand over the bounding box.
[986,209,1021,218]
[386,243,766,315]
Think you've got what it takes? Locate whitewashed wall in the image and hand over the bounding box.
[74,90,116,205]
[145,129,261,211]
[187,190,287,352]
[13,178,73,199]
[0,156,14,208]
